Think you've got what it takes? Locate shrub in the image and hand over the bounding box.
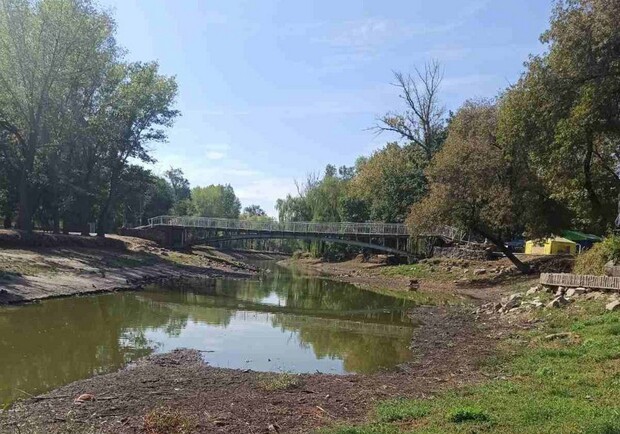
[574,236,620,276]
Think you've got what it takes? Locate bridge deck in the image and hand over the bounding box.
[148,215,409,236]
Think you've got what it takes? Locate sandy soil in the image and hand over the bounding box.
[0,234,256,304]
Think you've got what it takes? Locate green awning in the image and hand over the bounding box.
[562,230,602,242]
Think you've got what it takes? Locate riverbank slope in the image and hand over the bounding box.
[0,230,256,304]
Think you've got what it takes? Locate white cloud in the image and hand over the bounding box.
[205,151,226,160]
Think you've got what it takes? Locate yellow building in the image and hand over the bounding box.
[525,237,577,255]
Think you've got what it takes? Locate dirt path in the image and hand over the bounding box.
[2,305,501,434]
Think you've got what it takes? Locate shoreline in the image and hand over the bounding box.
[2,304,498,434]
[0,235,260,305]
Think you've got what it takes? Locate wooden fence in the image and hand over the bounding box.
[540,273,620,291]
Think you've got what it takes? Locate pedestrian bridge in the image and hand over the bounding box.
[128,215,465,257]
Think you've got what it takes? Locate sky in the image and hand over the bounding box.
[100,0,554,217]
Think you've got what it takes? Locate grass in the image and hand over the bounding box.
[257,372,303,391]
[381,263,461,282]
[143,407,195,434]
[322,299,620,433]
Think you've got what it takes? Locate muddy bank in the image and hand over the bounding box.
[2,304,500,434]
[0,235,259,305]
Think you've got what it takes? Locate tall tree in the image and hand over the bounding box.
[95,62,179,236]
[243,204,266,217]
[374,60,447,161]
[0,0,118,231]
[409,100,566,273]
[500,0,620,232]
[191,184,241,219]
[349,142,427,223]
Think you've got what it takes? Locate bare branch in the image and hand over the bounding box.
[373,60,446,160]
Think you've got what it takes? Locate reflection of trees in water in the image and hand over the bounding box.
[213,265,415,322]
[0,293,185,404]
[270,313,414,374]
[0,264,417,403]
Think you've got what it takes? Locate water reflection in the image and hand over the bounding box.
[0,261,417,404]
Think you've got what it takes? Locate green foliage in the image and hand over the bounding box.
[350,143,427,223]
[0,0,181,234]
[191,184,241,219]
[242,204,267,218]
[376,400,429,422]
[574,236,620,275]
[498,0,620,232]
[446,407,490,423]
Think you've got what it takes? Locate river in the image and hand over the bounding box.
[0,260,418,404]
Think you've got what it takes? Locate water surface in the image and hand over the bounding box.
[0,261,417,404]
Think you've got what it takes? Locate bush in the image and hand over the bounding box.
[574,236,620,275]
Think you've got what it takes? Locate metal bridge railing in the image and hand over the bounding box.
[147,215,409,236]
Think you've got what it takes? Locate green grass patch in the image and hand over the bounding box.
[257,372,303,391]
[376,400,429,422]
[446,407,490,423]
[325,301,620,433]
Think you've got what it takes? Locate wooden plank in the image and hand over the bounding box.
[540,273,620,291]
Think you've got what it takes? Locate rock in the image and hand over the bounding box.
[268,423,281,433]
[585,291,605,300]
[606,300,620,312]
[529,301,544,309]
[74,393,95,403]
[547,296,569,309]
[493,302,503,312]
[566,287,587,297]
[555,286,566,296]
[473,268,487,276]
[504,297,522,311]
[509,293,523,301]
[526,286,539,296]
[604,260,620,277]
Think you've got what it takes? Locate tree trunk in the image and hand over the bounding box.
[476,227,531,274]
[16,170,32,231]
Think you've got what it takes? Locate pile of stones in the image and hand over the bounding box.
[477,284,620,316]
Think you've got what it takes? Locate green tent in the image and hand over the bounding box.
[562,230,602,242]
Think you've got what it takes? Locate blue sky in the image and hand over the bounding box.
[101,0,553,217]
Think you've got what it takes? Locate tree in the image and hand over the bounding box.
[165,167,191,203]
[95,61,179,236]
[242,204,266,218]
[0,0,119,231]
[349,143,427,222]
[374,60,447,161]
[408,100,566,273]
[500,0,620,233]
[191,184,241,218]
